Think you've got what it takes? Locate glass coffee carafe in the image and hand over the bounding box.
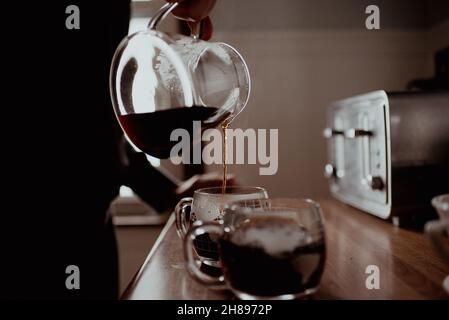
[110,2,250,159]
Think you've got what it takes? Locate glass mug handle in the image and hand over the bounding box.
[425,220,449,263]
[184,221,226,287]
[175,197,193,239]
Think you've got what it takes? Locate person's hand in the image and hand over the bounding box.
[165,0,216,40]
[176,171,237,197]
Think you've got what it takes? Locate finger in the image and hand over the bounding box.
[225,176,238,187]
[169,0,217,22]
[198,172,236,185]
[197,171,220,181]
[174,174,198,195]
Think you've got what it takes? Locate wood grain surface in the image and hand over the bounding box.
[122,198,449,300]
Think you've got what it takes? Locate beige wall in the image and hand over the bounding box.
[134,0,449,198]
[204,21,449,198]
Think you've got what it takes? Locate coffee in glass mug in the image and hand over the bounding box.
[184,198,326,299]
[175,186,268,267]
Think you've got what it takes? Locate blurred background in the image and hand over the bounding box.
[114,0,449,294]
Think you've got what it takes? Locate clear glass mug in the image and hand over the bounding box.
[110,2,251,159]
[175,187,268,267]
[425,194,449,293]
[184,198,327,300]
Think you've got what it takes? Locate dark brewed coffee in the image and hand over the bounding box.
[193,233,219,261]
[118,106,225,159]
[219,216,325,297]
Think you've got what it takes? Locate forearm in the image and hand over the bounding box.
[123,148,180,213]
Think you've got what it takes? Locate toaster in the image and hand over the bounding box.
[324,90,449,227]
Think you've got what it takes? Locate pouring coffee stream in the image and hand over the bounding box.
[221,121,230,195]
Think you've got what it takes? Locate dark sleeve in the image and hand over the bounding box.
[123,143,181,213]
[107,0,131,50]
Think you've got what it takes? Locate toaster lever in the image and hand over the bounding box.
[367,175,384,190]
[323,128,344,138]
[345,128,373,138]
[324,164,336,178]
[324,164,344,179]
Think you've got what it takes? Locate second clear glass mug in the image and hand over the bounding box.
[425,194,449,293]
[175,186,268,267]
[110,2,251,159]
[184,198,327,300]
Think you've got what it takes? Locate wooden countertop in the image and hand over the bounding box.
[122,198,449,300]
